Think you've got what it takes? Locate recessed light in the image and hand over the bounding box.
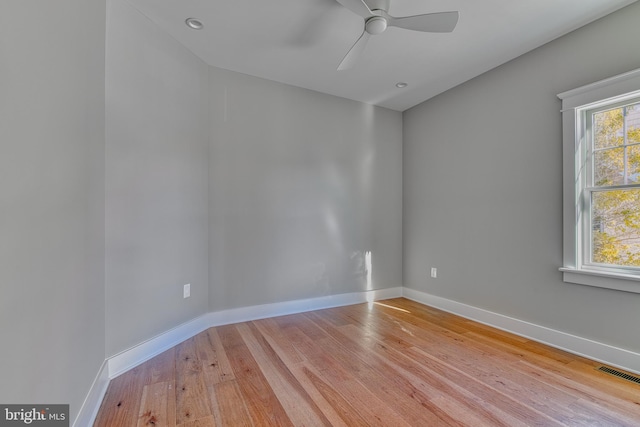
[396,82,408,88]
[185,18,204,30]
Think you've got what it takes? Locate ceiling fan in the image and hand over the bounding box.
[335,0,459,70]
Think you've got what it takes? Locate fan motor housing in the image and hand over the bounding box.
[365,16,388,35]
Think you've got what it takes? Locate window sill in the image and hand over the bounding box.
[560,267,640,294]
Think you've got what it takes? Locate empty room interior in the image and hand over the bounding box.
[3,0,640,425]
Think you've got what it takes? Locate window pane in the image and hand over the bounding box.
[627,104,640,144]
[628,144,640,184]
[593,107,624,149]
[591,189,640,267]
[594,147,624,186]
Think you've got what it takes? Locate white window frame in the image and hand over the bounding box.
[558,68,640,294]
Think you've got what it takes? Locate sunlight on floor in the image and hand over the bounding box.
[373,301,411,313]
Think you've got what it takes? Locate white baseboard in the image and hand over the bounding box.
[206,286,402,327]
[73,360,109,427]
[107,286,402,379]
[402,287,640,375]
[107,312,214,379]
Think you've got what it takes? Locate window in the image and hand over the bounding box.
[559,68,640,293]
[587,101,640,267]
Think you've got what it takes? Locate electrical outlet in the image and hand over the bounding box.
[430,268,437,278]
[183,283,191,298]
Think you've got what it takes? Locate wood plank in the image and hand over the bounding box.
[301,366,371,426]
[146,348,176,385]
[198,328,235,385]
[568,397,640,426]
[286,364,351,427]
[94,365,147,427]
[566,359,640,401]
[302,311,459,426]
[335,323,528,427]
[356,312,575,423]
[217,324,294,426]
[252,317,305,364]
[174,338,213,425]
[278,324,355,384]
[137,381,175,427]
[430,395,529,427]
[209,380,252,427]
[377,302,636,425]
[237,322,333,426]
[313,305,567,426]
[176,415,215,427]
[301,365,415,427]
[516,359,640,417]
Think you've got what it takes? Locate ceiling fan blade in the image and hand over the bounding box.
[386,11,459,33]
[337,30,370,70]
[335,0,372,18]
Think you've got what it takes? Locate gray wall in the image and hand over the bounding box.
[105,0,402,354]
[0,0,106,421]
[403,2,640,353]
[209,68,403,310]
[105,0,209,356]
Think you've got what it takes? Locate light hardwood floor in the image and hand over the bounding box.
[94,298,640,426]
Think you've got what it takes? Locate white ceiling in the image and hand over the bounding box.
[127,0,637,111]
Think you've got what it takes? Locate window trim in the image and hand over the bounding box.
[558,68,640,293]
